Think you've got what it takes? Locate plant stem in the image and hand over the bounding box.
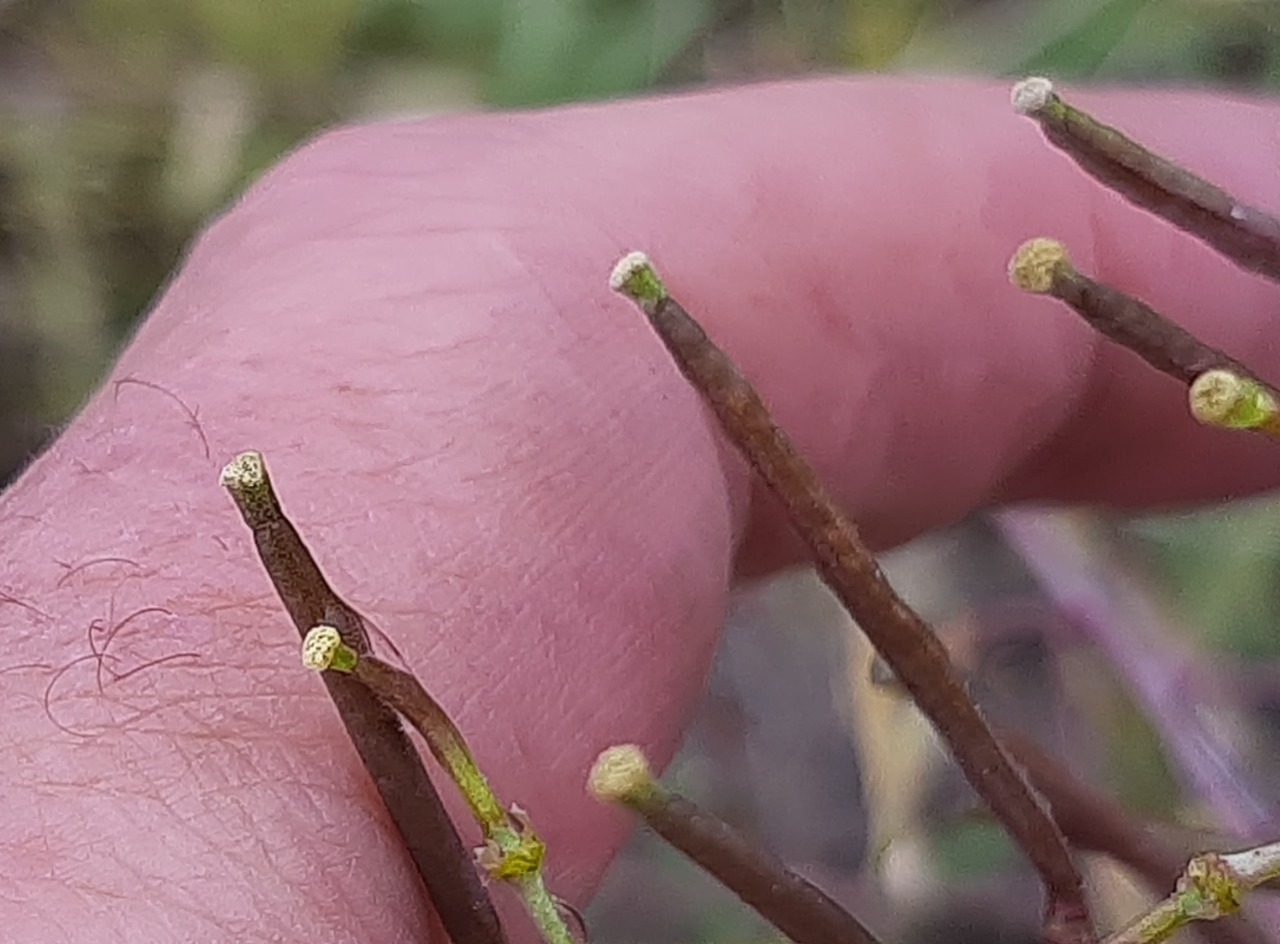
[1011,77,1280,283]
[1103,843,1280,944]
[221,451,507,944]
[304,626,575,944]
[1009,238,1264,388]
[1009,239,1280,440]
[610,252,1094,944]
[589,745,883,944]
[1222,842,1280,888]
[1001,729,1184,887]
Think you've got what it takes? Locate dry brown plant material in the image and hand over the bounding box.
[610,253,1094,944]
[1012,77,1280,283]
[221,451,507,944]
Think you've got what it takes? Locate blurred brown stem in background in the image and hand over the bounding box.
[1001,729,1270,944]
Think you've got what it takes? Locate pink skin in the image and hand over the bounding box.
[2,76,1280,941]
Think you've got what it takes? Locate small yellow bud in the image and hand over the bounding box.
[302,625,358,672]
[1189,370,1280,433]
[1009,238,1070,294]
[219,450,266,491]
[588,744,654,802]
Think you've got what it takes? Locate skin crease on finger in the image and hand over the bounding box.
[2,76,1280,941]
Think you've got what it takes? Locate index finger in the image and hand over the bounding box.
[4,77,1280,942]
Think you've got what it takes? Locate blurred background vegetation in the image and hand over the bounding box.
[4,1,1280,941]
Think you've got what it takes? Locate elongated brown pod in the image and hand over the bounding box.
[222,451,507,944]
[610,254,1093,944]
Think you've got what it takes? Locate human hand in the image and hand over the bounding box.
[3,76,1279,942]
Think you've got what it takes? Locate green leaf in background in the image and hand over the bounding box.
[348,0,506,62]
[1127,503,1280,661]
[188,0,364,80]
[573,0,716,99]
[488,0,713,106]
[1013,0,1157,78]
[896,0,1169,80]
[842,0,932,69]
[931,817,1017,881]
